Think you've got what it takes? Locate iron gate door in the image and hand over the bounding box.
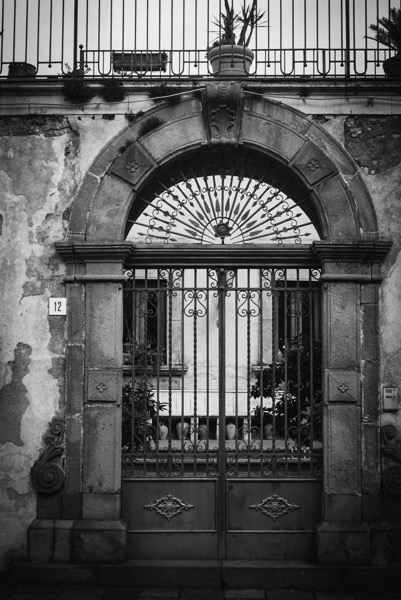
[121,264,322,560]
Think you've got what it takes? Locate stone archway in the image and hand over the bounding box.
[32,84,391,566]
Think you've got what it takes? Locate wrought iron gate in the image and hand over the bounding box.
[122,263,322,560]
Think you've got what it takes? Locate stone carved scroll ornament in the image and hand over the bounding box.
[382,423,401,494]
[31,417,65,495]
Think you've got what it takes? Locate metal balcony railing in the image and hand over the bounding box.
[1,0,400,80]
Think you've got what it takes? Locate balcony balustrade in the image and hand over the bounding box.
[0,0,400,80]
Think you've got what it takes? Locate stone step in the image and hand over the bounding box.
[5,561,400,592]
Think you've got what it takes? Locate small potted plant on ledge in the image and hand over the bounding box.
[208,0,265,77]
[367,7,401,78]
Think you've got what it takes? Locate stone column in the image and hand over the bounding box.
[312,241,391,565]
[56,242,133,563]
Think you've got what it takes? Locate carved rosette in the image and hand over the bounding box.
[31,417,65,495]
[250,494,300,521]
[382,423,401,494]
[201,82,244,147]
[144,493,195,521]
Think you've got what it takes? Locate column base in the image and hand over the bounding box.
[317,521,371,565]
[72,519,127,564]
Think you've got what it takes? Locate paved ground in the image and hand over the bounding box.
[1,587,401,600]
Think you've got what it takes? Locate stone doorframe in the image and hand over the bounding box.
[29,85,392,564]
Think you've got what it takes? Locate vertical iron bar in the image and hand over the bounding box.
[206,269,210,475]
[309,270,315,475]
[61,0,65,74]
[247,268,251,476]
[12,0,16,61]
[283,269,288,475]
[218,267,226,560]
[234,269,239,474]
[24,0,28,64]
[131,270,137,462]
[48,0,53,68]
[36,0,41,70]
[259,268,264,475]
[344,0,351,77]
[73,0,78,70]
[296,269,302,475]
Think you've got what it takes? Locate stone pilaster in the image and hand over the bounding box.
[312,241,391,565]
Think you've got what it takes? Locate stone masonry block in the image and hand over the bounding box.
[53,520,73,562]
[66,345,84,414]
[83,405,121,494]
[361,284,378,305]
[72,519,127,564]
[86,369,122,403]
[82,493,121,520]
[361,422,380,495]
[241,114,305,163]
[326,283,359,369]
[317,521,371,565]
[361,360,379,421]
[69,173,99,236]
[327,405,360,494]
[362,495,382,521]
[88,176,132,241]
[291,141,337,188]
[86,283,122,368]
[305,121,357,176]
[245,97,312,134]
[361,303,378,361]
[66,284,85,345]
[324,494,361,521]
[327,371,359,403]
[141,114,205,163]
[346,173,377,235]
[64,416,83,495]
[28,519,55,563]
[315,177,357,241]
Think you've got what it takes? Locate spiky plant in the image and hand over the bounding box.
[367,7,401,55]
[211,0,265,47]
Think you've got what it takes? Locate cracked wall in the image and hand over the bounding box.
[0,113,128,570]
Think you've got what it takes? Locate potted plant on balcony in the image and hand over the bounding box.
[208,0,265,77]
[122,339,167,451]
[367,7,401,78]
[252,404,273,439]
[250,335,322,447]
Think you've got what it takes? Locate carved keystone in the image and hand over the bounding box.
[201,82,244,147]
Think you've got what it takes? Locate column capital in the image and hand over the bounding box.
[55,241,135,264]
[312,240,392,264]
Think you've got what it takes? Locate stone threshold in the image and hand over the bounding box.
[5,561,401,592]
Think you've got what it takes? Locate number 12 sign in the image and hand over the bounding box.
[48,298,67,316]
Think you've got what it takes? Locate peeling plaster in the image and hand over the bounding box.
[344,116,401,175]
[0,343,31,445]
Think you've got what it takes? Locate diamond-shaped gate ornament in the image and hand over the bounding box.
[250,494,300,521]
[144,493,195,521]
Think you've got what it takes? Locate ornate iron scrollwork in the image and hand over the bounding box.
[250,494,300,520]
[382,423,401,494]
[31,417,65,495]
[144,493,195,521]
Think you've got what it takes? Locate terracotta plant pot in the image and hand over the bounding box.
[208,45,254,77]
[198,424,208,440]
[159,423,168,440]
[176,421,190,439]
[226,423,236,440]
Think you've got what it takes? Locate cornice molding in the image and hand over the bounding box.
[311,241,392,263]
[55,241,135,263]
[126,244,319,268]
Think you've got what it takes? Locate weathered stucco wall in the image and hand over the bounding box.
[0,109,151,570]
[1,87,401,569]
